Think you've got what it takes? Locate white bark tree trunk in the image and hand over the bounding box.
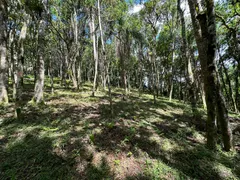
[33,18,45,103]
[89,7,98,96]
[0,0,8,103]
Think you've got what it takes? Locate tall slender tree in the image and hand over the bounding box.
[0,0,8,103]
[188,0,232,151]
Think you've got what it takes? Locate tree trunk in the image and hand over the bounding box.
[117,34,128,98]
[98,0,113,115]
[178,0,197,117]
[235,63,239,111]
[33,19,45,104]
[90,7,98,97]
[169,42,175,102]
[188,0,232,151]
[218,45,237,112]
[10,31,17,100]
[77,59,82,90]
[33,53,45,103]
[0,0,8,103]
[71,60,78,88]
[16,19,28,101]
[61,54,68,86]
[49,59,54,94]
[200,82,207,109]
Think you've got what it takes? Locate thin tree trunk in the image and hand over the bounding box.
[71,60,78,88]
[218,45,237,112]
[178,0,197,117]
[16,19,28,101]
[61,54,68,86]
[77,59,82,90]
[98,0,113,115]
[117,35,128,98]
[150,54,156,104]
[33,53,45,103]
[235,63,239,111]
[90,7,98,97]
[169,41,175,101]
[0,0,8,103]
[49,58,54,94]
[33,19,45,103]
[200,82,207,109]
[10,31,17,100]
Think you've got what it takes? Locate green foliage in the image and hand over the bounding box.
[127,151,133,157]
[106,122,114,129]
[89,133,95,143]
[113,159,121,166]
[145,160,186,180]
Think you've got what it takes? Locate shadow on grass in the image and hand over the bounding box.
[0,133,74,180]
[1,89,239,179]
[86,157,114,179]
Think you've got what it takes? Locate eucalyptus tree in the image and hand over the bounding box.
[87,0,98,96]
[0,0,8,103]
[188,0,232,151]
[97,0,113,114]
[24,0,47,103]
[177,0,197,117]
[114,1,130,97]
[13,1,30,102]
[215,1,240,112]
[49,0,83,88]
[140,0,162,103]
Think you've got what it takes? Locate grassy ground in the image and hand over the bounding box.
[0,77,240,180]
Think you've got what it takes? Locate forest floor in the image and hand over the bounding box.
[0,77,240,180]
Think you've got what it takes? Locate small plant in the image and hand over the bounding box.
[129,127,136,136]
[127,151,133,157]
[114,159,120,166]
[72,149,81,158]
[106,122,114,129]
[121,136,130,145]
[133,115,137,120]
[115,148,121,155]
[84,121,90,129]
[89,134,95,143]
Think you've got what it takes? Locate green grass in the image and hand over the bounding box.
[0,79,239,179]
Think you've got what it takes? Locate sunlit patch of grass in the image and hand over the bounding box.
[144,159,187,180]
[214,163,235,179]
[141,93,153,99]
[161,139,178,152]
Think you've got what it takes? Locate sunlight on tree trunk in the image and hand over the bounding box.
[0,0,8,103]
[188,0,232,151]
[89,7,98,97]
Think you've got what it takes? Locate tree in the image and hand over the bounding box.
[31,0,47,103]
[0,0,8,103]
[215,1,240,112]
[89,4,98,97]
[177,0,197,117]
[188,0,232,151]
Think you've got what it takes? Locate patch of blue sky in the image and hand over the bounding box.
[126,0,148,4]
